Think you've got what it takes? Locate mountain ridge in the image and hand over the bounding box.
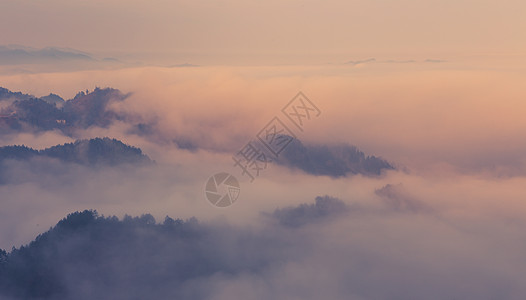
[0,87,128,134]
[0,137,152,166]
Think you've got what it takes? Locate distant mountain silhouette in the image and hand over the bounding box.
[0,138,151,166]
[0,86,395,178]
[0,87,128,134]
[0,87,32,103]
[0,45,93,65]
[277,137,394,177]
[39,93,65,108]
[268,196,349,227]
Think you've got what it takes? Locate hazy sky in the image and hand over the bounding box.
[1,0,525,64]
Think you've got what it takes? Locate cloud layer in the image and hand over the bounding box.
[0,62,525,299]
[2,191,526,300]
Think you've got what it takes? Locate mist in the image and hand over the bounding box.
[1,59,526,299]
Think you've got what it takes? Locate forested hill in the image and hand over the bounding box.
[0,137,151,166]
[0,87,127,134]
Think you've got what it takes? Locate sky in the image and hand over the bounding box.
[1,0,524,64]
